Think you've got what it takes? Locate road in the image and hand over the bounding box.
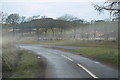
[18,44,118,78]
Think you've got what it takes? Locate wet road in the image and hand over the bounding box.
[18,44,118,78]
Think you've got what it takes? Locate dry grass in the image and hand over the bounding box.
[2,44,44,78]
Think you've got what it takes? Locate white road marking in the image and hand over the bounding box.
[61,55,73,62]
[38,52,42,54]
[37,56,41,59]
[77,64,98,79]
[95,62,100,64]
[61,55,98,78]
[66,57,73,62]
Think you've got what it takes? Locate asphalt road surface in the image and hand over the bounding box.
[18,44,118,78]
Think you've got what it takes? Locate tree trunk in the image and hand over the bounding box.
[51,28,55,37]
[44,29,47,37]
[73,28,76,39]
[93,29,96,40]
[36,28,39,41]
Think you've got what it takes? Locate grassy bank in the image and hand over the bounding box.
[2,44,45,78]
[48,47,118,67]
[10,51,43,78]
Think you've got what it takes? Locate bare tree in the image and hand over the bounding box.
[92,0,120,21]
[93,0,120,40]
[58,14,84,39]
[0,11,8,24]
[21,16,26,23]
[6,13,20,34]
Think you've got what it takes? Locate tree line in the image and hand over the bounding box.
[1,12,87,40]
[1,1,119,41]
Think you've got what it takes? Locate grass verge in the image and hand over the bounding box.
[10,51,40,78]
[2,44,45,78]
[47,47,118,67]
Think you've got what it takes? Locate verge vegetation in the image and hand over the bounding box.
[2,44,45,78]
[47,41,118,67]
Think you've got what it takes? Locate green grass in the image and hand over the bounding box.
[10,51,40,78]
[56,41,118,48]
[48,47,118,66]
[71,48,118,65]
[2,44,43,78]
[16,39,59,44]
[2,44,22,70]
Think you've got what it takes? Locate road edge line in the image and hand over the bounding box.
[77,63,98,79]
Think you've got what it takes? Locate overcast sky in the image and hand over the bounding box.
[1,0,110,21]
